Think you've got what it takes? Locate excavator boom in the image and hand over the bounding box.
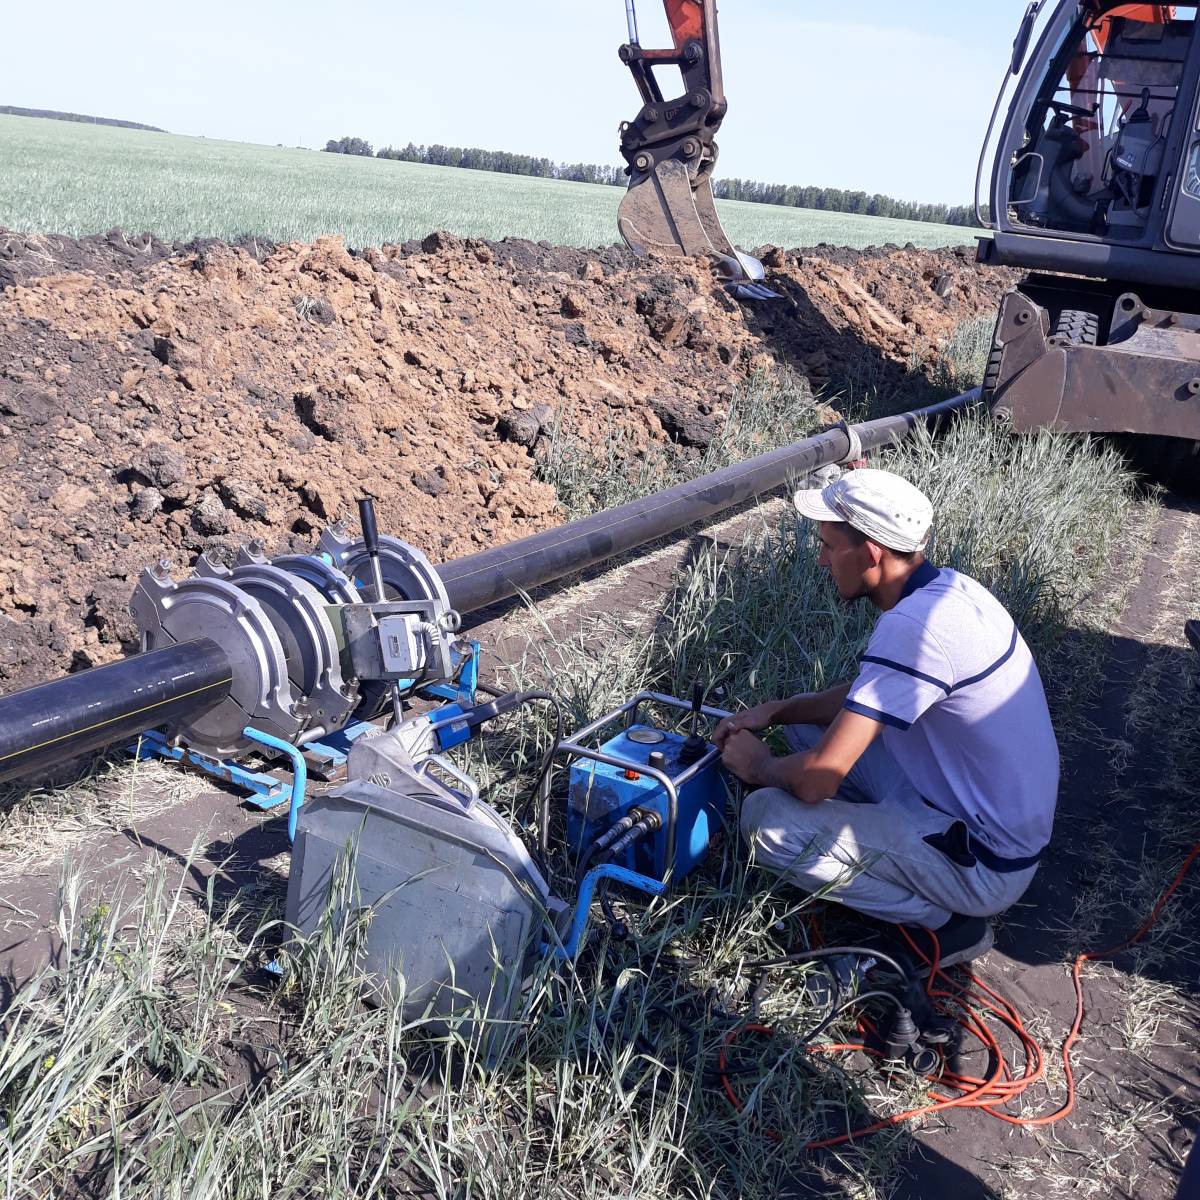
[616,0,766,286]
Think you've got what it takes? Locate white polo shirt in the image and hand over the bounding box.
[844,562,1059,860]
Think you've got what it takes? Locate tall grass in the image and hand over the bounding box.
[1,837,906,1196]
[924,314,996,398]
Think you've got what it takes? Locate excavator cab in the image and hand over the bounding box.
[978,2,1200,483]
[615,0,771,293]
[1003,7,1189,241]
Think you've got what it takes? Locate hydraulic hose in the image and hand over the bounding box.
[597,810,664,939]
[576,810,644,883]
[604,809,663,861]
[0,639,232,786]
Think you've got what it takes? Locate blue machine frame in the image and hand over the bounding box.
[129,636,483,840]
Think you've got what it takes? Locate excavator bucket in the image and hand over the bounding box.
[618,158,769,287]
[617,158,714,260]
[616,0,771,294]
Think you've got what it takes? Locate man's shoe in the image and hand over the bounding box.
[898,914,994,974]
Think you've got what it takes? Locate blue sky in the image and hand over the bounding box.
[6,1,1033,203]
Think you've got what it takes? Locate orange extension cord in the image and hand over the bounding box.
[718,840,1200,1151]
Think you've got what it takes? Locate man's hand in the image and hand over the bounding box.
[720,729,772,785]
[720,708,885,804]
[713,701,781,749]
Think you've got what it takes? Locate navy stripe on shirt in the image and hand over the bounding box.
[858,619,1020,706]
[861,655,953,695]
[844,699,912,731]
[949,625,1019,693]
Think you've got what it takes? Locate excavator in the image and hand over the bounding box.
[616,1,1200,484]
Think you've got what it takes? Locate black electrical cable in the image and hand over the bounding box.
[520,696,563,855]
[462,685,565,850]
[518,691,565,852]
[596,975,905,1086]
[742,945,915,985]
[719,987,909,1080]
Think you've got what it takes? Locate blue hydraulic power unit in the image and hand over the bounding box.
[568,723,725,880]
[564,689,728,885]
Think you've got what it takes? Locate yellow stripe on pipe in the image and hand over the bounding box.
[0,676,234,764]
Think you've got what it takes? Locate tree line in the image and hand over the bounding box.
[2,105,165,132]
[322,136,978,227]
[712,179,977,227]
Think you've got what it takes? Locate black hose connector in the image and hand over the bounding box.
[881,1007,921,1061]
[605,809,663,861]
[577,810,642,882]
[453,691,524,728]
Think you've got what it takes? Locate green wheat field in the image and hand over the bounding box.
[1,113,976,250]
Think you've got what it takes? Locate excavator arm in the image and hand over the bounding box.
[616,0,766,286]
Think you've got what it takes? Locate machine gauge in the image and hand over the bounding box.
[627,727,666,744]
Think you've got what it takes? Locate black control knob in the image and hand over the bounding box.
[647,750,666,770]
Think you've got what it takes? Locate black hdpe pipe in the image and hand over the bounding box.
[441,389,979,614]
[0,390,977,786]
[0,639,232,785]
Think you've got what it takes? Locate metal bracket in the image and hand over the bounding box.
[130,728,293,810]
[552,864,668,959]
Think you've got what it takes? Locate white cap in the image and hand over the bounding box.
[793,468,933,553]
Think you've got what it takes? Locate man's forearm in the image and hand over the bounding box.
[747,751,834,805]
[770,683,852,728]
[722,706,880,807]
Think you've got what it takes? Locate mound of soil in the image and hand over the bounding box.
[0,227,1012,688]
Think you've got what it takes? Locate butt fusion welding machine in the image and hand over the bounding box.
[129,497,730,1026]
